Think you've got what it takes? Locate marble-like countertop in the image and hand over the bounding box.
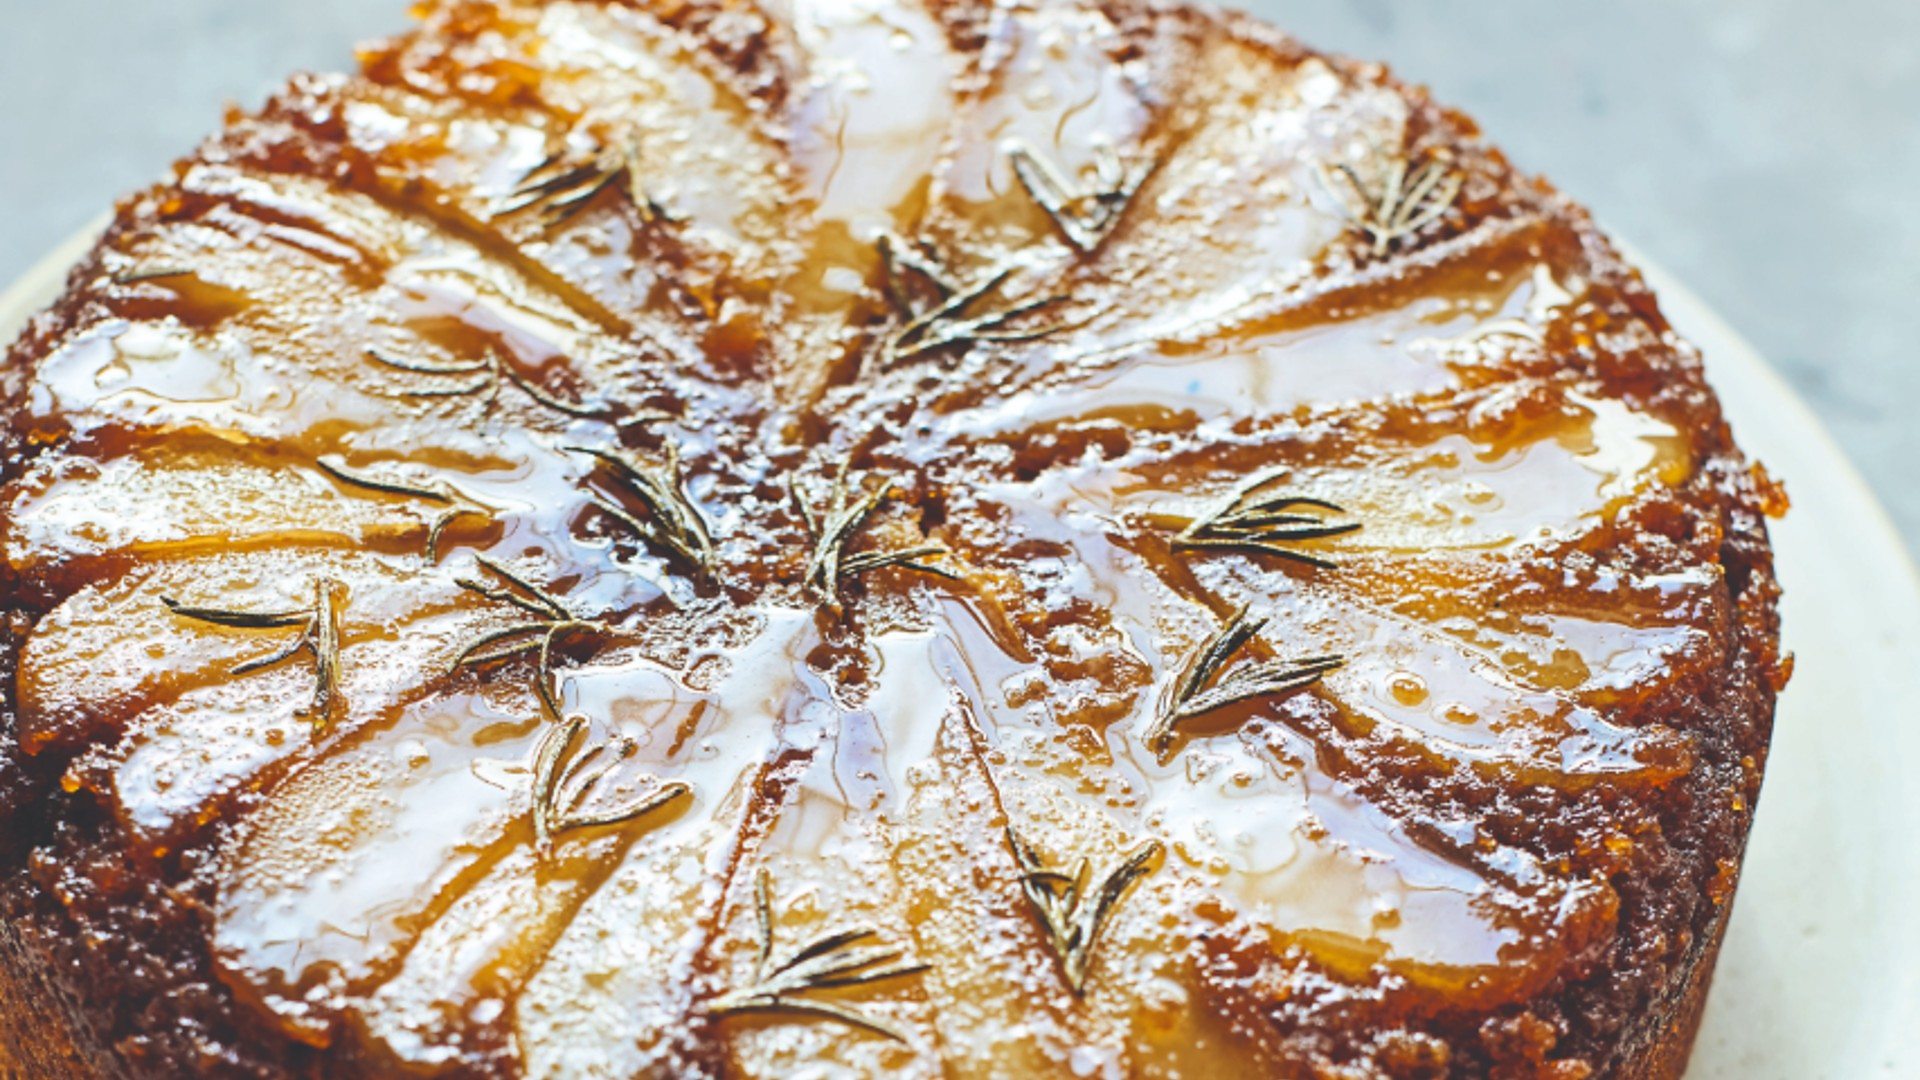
[4,0,1913,560]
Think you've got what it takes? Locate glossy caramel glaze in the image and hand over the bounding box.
[0,1,1786,1076]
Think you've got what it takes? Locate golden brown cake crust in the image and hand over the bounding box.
[0,0,1784,1076]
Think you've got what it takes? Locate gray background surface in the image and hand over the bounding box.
[2,0,1914,557]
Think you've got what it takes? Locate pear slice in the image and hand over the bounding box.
[3,448,457,574]
[17,549,429,754]
[210,684,539,1046]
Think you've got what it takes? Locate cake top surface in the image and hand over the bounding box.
[0,0,1784,1075]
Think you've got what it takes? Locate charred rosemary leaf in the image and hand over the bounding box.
[711,868,929,1043]
[316,455,492,562]
[1145,605,1342,753]
[1172,471,1360,570]
[455,557,682,852]
[1008,140,1153,254]
[567,443,715,578]
[496,134,668,229]
[367,348,604,419]
[790,463,958,605]
[112,265,193,285]
[1318,151,1463,257]
[1007,828,1164,994]
[451,555,622,713]
[878,234,1078,365]
[163,578,345,732]
[529,711,689,849]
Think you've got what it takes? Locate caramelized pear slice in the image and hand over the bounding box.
[508,609,817,1078]
[356,639,769,1069]
[18,550,426,754]
[3,447,466,573]
[931,232,1580,435]
[933,0,1164,249]
[212,685,540,1045]
[933,601,1596,1000]
[57,558,552,837]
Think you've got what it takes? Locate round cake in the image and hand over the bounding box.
[0,0,1787,1076]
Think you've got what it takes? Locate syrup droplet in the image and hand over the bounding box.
[1388,672,1429,707]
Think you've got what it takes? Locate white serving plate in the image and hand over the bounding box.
[2,229,1915,1077]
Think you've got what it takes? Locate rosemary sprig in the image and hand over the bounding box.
[367,348,604,419]
[1317,152,1463,257]
[451,555,621,714]
[316,455,492,562]
[1144,605,1343,753]
[1006,828,1164,994]
[1171,471,1360,570]
[528,711,689,848]
[163,578,345,732]
[877,234,1078,365]
[711,868,929,1043]
[496,133,667,229]
[112,265,193,285]
[566,443,715,578]
[1007,140,1153,254]
[789,463,958,605]
[450,557,686,853]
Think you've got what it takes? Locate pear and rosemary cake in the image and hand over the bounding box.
[0,0,1787,1076]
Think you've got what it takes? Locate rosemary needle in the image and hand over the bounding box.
[163,577,346,733]
[1318,151,1463,257]
[711,868,929,1042]
[497,133,669,229]
[1144,605,1344,754]
[1171,471,1361,570]
[451,556,687,850]
[567,442,716,578]
[367,348,605,419]
[450,555,628,713]
[1007,139,1153,254]
[452,555,603,661]
[315,455,492,562]
[112,265,193,285]
[789,462,959,605]
[1007,827,1164,994]
[528,711,689,848]
[876,234,1080,365]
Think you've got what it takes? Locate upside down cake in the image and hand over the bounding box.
[0,0,1788,1076]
